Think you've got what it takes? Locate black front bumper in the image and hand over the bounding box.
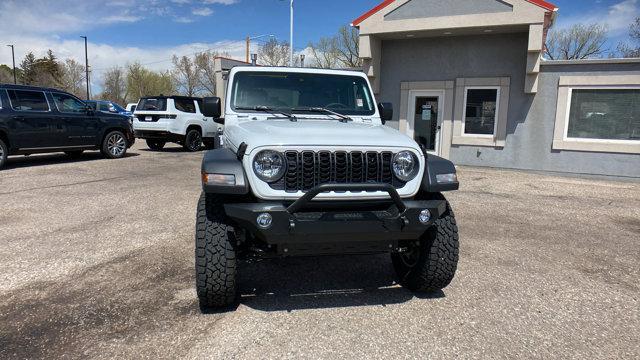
[224,184,447,256]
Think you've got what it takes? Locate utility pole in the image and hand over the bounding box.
[245,34,275,63]
[245,36,250,63]
[6,44,16,84]
[80,36,90,100]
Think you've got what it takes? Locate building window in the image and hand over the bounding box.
[463,87,500,137]
[566,88,639,142]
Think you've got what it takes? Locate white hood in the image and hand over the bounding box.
[225,118,421,153]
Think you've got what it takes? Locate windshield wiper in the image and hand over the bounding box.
[235,106,296,121]
[292,107,352,122]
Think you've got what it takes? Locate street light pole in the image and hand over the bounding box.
[289,0,294,67]
[80,36,90,100]
[6,45,16,84]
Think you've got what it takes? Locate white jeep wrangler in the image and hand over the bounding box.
[196,67,460,309]
[132,95,220,151]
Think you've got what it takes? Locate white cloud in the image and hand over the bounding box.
[192,7,213,16]
[555,0,639,36]
[0,34,246,94]
[203,0,239,4]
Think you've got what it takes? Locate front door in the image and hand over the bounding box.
[408,91,443,155]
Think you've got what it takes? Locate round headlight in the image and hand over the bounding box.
[253,150,286,182]
[392,151,419,181]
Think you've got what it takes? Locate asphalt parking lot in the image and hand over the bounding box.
[1,142,639,359]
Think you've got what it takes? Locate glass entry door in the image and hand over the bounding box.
[408,91,443,154]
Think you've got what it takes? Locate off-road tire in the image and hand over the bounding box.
[0,138,7,169]
[392,195,459,292]
[184,129,202,152]
[64,150,84,159]
[146,139,166,151]
[195,193,237,309]
[101,130,128,159]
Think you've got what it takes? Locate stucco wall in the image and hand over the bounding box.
[378,33,640,177]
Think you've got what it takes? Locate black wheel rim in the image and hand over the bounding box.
[107,133,126,156]
[189,132,202,151]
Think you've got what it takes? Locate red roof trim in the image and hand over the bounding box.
[351,0,558,27]
[351,0,395,26]
[525,0,557,11]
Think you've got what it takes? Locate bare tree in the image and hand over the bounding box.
[617,17,640,58]
[258,38,290,66]
[544,23,608,60]
[308,25,362,69]
[59,59,85,98]
[334,25,361,68]
[194,51,230,96]
[100,66,127,104]
[308,37,340,69]
[171,55,201,96]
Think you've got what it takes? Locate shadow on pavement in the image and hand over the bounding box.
[236,254,444,312]
[3,151,140,170]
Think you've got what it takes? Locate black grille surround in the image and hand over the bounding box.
[268,150,408,192]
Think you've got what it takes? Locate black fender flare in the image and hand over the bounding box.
[201,148,250,195]
[421,154,459,192]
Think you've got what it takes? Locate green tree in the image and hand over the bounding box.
[126,62,175,102]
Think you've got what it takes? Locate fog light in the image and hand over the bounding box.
[418,209,431,224]
[256,213,273,229]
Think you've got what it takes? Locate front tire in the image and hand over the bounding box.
[146,139,166,151]
[184,129,202,152]
[195,193,237,309]
[101,130,128,159]
[0,138,7,169]
[392,196,459,292]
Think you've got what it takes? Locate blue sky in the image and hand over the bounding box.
[0,0,638,91]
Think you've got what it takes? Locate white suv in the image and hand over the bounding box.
[132,96,220,151]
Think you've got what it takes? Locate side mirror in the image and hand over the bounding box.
[202,97,222,118]
[378,102,393,124]
[85,106,94,115]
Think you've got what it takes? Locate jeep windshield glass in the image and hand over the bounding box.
[138,98,167,111]
[230,71,375,116]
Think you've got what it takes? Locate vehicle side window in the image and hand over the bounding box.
[174,98,196,113]
[7,90,50,111]
[99,103,110,112]
[52,93,87,113]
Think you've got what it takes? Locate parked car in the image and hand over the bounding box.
[132,96,220,152]
[194,67,460,309]
[126,102,137,113]
[85,100,134,124]
[0,84,135,169]
[85,100,131,115]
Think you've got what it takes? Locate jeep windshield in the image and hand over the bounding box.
[137,98,167,111]
[230,71,375,117]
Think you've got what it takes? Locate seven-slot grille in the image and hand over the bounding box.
[268,150,407,192]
